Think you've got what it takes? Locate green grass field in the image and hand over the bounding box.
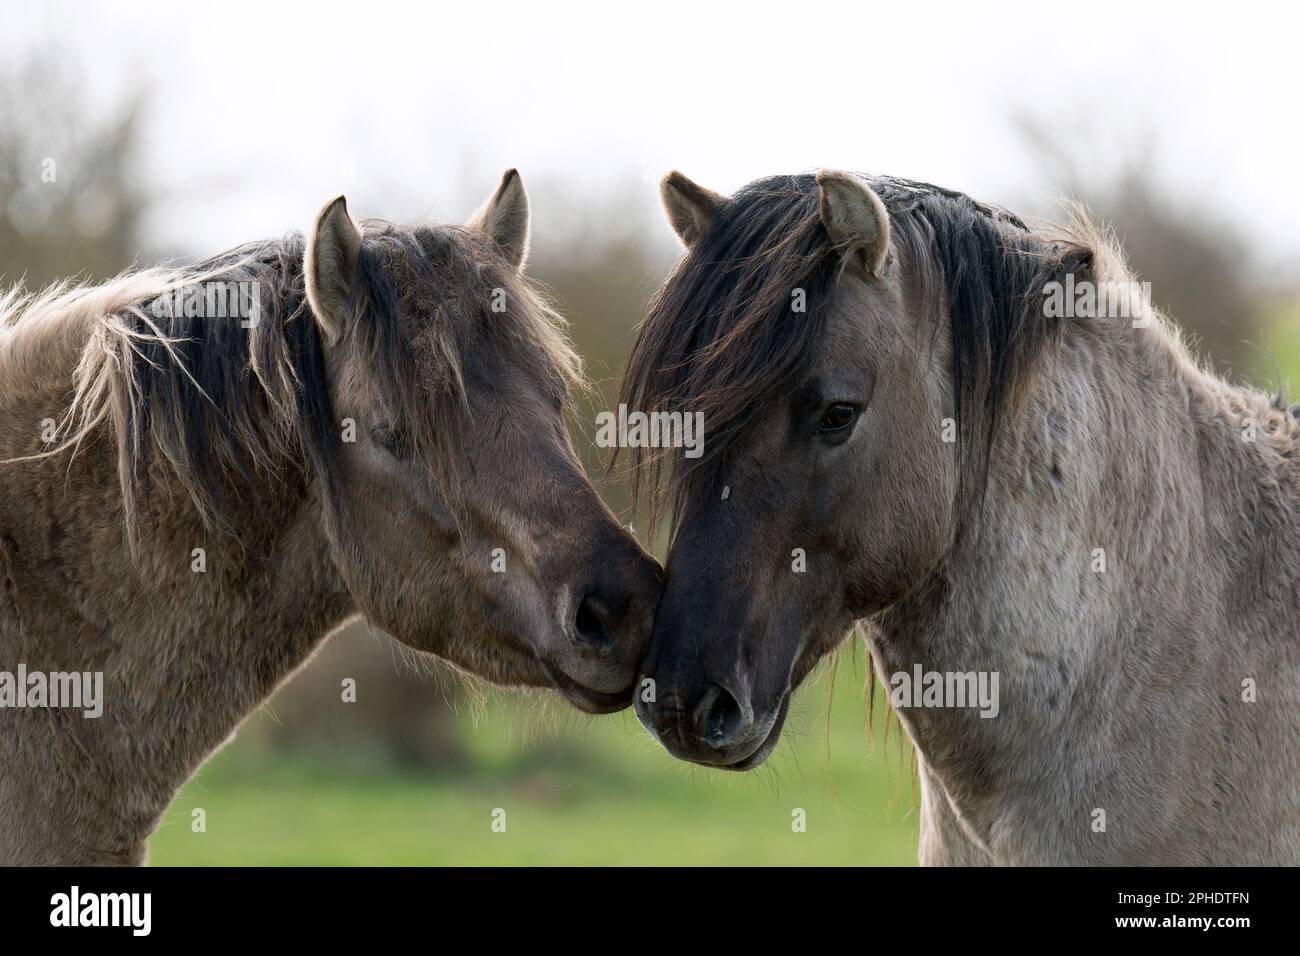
[150,647,920,866]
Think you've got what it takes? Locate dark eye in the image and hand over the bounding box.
[817,403,858,434]
[371,425,409,458]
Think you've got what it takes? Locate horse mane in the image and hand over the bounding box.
[618,172,1105,527]
[0,221,581,550]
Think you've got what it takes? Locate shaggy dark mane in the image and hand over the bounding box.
[619,172,1093,528]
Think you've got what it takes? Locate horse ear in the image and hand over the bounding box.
[467,168,530,270]
[816,170,891,279]
[661,171,727,248]
[305,195,363,348]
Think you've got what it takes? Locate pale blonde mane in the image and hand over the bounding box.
[0,261,257,470]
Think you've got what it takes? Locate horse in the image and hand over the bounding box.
[621,169,1300,865]
[0,169,661,865]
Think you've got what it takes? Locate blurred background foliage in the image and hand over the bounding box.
[3,51,1297,865]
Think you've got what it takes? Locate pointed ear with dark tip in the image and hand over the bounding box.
[304,195,363,348]
[661,171,727,248]
[466,168,530,270]
[816,169,891,279]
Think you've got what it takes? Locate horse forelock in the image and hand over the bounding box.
[339,221,584,513]
[618,174,838,527]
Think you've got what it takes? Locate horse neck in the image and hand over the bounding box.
[0,306,354,865]
[873,314,1300,864]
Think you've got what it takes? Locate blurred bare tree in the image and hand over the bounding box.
[0,52,150,287]
[1014,111,1266,381]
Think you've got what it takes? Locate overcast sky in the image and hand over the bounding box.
[7,0,1300,266]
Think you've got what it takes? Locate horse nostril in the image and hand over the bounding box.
[573,593,614,648]
[696,684,746,750]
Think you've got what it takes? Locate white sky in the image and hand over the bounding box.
[7,0,1300,267]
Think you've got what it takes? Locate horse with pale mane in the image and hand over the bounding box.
[0,170,661,865]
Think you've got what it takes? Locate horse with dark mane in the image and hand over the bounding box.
[624,169,1299,865]
[0,170,661,864]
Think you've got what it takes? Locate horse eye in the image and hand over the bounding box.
[818,403,858,434]
[371,425,408,457]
